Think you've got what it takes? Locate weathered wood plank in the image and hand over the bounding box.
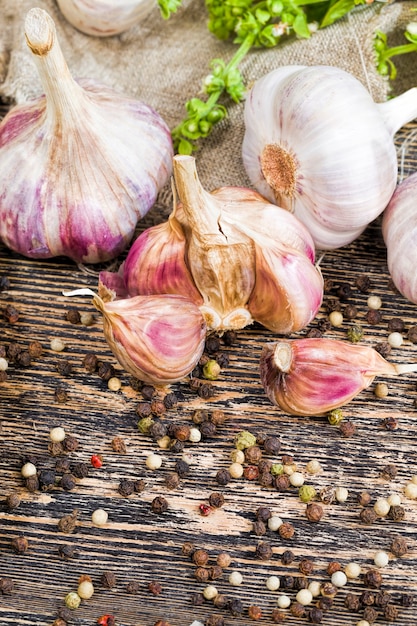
[0,117,417,626]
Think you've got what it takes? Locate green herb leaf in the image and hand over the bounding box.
[158,0,183,19]
[320,0,356,28]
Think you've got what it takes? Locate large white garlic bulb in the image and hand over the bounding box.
[56,0,155,37]
[382,172,417,304]
[242,65,417,250]
[0,8,173,264]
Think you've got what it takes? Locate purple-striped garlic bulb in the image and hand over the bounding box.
[101,154,324,335]
[382,172,417,304]
[260,338,417,416]
[0,8,173,264]
[242,65,417,250]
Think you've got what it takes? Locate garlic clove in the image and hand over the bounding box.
[260,338,417,416]
[0,8,173,264]
[248,245,323,334]
[121,191,204,305]
[93,290,207,386]
[242,65,417,250]
[56,0,156,37]
[382,172,417,304]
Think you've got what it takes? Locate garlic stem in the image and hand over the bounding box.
[273,342,292,373]
[378,87,417,137]
[25,8,84,121]
[172,155,222,238]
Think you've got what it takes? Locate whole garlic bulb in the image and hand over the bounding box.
[0,8,173,264]
[101,155,324,334]
[242,65,417,250]
[56,0,155,37]
[382,172,417,304]
[260,338,417,416]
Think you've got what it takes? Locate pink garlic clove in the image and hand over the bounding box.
[260,338,417,416]
[93,292,207,386]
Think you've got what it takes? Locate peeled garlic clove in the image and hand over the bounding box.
[260,338,417,416]
[93,292,207,385]
[242,65,417,249]
[0,8,173,264]
[56,0,155,37]
[382,172,417,304]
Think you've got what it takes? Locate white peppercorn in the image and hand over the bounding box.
[387,493,401,506]
[230,449,245,464]
[404,482,417,499]
[50,426,66,443]
[277,595,291,609]
[21,462,37,478]
[203,585,218,600]
[329,311,343,327]
[335,487,349,503]
[373,550,389,568]
[374,497,390,516]
[305,460,322,475]
[289,471,305,487]
[77,580,94,599]
[108,377,122,392]
[345,562,361,579]
[296,589,313,605]
[387,332,403,348]
[308,581,321,597]
[146,453,163,470]
[267,516,283,531]
[331,571,347,587]
[188,427,201,443]
[367,295,382,310]
[50,338,66,352]
[0,357,9,371]
[266,576,280,591]
[229,571,243,586]
[229,463,244,479]
[91,508,108,526]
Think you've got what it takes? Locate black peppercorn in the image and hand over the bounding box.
[199,421,217,438]
[97,361,115,381]
[60,473,76,491]
[0,578,14,595]
[229,598,244,616]
[363,569,382,589]
[360,508,378,524]
[163,391,178,409]
[151,496,168,514]
[134,479,146,492]
[175,459,190,478]
[141,384,156,400]
[83,353,98,372]
[388,505,405,521]
[25,475,39,492]
[366,309,382,325]
[383,604,398,620]
[165,472,180,490]
[271,609,286,623]
[197,382,215,399]
[71,462,89,478]
[192,409,209,424]
[337,282,352,300]
[194,567,210,582]
[190,591,205,605]
[213,593,228,609]
[355,275,371,292]
[380,463,398,480]
[54,387,68,404]
[11,536,29,554]
[309,607,323,624]
[63,436,79,452]
[290,602,307,618]
[400,593,414,607]
[294,575,309,590]
[136,402,152,418]
[274,474,291,491]
[407,325,417,343]
[56,360,73,376]
[258,471,274,487]
[55,458,71,474]
[317,596,333,611]
[206,615,224,626]
[374,341,391,357]
[208,492,225,508]
[205,335,221,354]
[66,308,81,324]
[390,535,408,557]
[58,544,76,560]
[215,469,231,486]
[363,606,378,622]
[255,506,271,522]
[345,592,361,611]
[126,581,140,594]
[374,591,391,607]
[149,421,168,440]
[148,581,162,595]
[209,565,223,580]
[299,558,314,575]
[281,550,295,565]
[280,575,294,589]
[5,493,21,510]
[255,540,273,560]
[244,445,262,464]
[169,439,184,454]
[253,520,267,536]
[263,436,281,455]
[4,304,19,323]
[118,479,135,497]
[101,570,116,588]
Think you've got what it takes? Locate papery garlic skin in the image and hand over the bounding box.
[0,8,173,264]
[56,0,155,37]
[242,65,417,250]
[382,172,417,304]
[93,292,207,385]
[113,155,323,334]
[260,338,407,416]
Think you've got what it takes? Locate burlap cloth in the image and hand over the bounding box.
[0,0,416,217]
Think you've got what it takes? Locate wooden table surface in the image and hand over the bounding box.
[1,102,417,626]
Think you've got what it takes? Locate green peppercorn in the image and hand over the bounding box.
[64,591,81,609]
[299,485,317,503]
[346,324,364,343]
[234,430,256,450]
[271,463,284,476]
[137,417,154,433]
[328,409,344,426]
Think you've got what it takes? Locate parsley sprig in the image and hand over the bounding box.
[374,22,417,80]
[172,0,379,154]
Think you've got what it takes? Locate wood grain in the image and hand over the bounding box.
[0,111,417,626]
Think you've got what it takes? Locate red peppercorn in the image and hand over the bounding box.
[97,616,115,626]
[91,454,103,468]
[199,503,212,516]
